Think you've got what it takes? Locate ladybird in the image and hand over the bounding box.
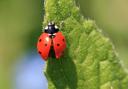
[37,22,66,61]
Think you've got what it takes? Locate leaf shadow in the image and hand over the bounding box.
[46,49,78,89]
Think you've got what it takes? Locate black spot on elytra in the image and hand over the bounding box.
[39,39,42,42]
[45,44,47,46]
[38,51,42,54]
[57,44,60,46]
[62,39,65,42]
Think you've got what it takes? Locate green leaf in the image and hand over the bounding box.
[43,0,128,88]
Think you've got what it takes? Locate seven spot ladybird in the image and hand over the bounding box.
[37,22,66,61]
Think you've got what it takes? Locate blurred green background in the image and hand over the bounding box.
[0,0,128,89]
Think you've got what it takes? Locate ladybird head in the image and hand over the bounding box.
[44,22,59,34]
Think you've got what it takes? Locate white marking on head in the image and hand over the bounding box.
[55,25,58,29]
[45,26,48,29]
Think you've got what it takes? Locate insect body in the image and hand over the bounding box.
[37,22,66,61]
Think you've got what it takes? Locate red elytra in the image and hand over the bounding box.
[37,22,66,61]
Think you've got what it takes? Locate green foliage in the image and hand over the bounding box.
[43,0,128,88]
